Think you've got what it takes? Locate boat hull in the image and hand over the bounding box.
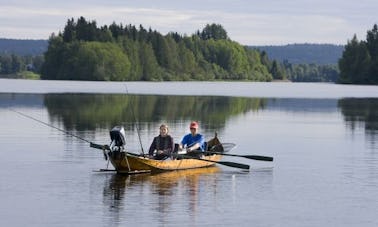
[108,152,222,173]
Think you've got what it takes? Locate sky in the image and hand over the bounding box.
[0,0,377,45]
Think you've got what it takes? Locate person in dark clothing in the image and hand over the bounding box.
[148,124,174,160]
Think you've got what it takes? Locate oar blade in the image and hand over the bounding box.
[178,154,249,170]
[244,155,273,161]
[217,161,250,170]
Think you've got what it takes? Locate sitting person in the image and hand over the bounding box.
[148,124,174,160]
[179,121,205,155]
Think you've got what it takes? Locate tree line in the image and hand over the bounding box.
[0,54,43,76]
[338,24,378,84]
[41,17,274,81]
[251,44,341,82]
[252,44,344,65]
[252,54,339,82]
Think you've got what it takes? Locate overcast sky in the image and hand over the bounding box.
[0,0,377,45]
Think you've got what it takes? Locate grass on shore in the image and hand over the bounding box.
[0,71,40,80]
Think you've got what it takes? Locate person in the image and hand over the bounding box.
[148,124,174,160]
[179,121,205,155]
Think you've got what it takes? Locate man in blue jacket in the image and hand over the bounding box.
[179,121,205,153]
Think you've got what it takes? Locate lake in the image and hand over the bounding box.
[0,79,378,226]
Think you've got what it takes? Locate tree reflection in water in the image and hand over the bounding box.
[43,94,266,132]
[338,98,378,147]
[102,167,220,224]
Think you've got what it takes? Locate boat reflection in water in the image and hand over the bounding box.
[102,167,220,224]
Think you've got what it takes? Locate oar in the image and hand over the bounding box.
[177,154,250,170]
[205,151,273,161]
[90,142,142,157]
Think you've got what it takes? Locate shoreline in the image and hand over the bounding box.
[0,78,377,98]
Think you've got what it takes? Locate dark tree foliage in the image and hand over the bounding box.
[198,24,229,40]
[284,62,339,82]
[270,60,286,80]
[41,17,273,81]
[0,54,43,75]
[338,24,378,84]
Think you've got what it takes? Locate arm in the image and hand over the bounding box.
[148,137,157,156]
[187,134,205,152]
[179,134,188,150]
[163,136,174,155]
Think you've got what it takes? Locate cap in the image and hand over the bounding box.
[189,121,199,129]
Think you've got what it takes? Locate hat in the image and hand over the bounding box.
[189,121,199,129]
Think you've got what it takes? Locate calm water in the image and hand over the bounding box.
[0,80,378,226]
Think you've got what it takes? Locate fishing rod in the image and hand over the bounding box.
[124,84,145,155]
[9,108,92,144]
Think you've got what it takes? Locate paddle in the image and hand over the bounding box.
[205,151,273,162]
[89,142,142,157]
[177,154,250,170]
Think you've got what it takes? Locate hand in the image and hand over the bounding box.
[157,150,164,154]
[186,147,192,152]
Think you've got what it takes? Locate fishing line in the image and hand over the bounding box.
[124,84,145,155]
[9,108,92,144]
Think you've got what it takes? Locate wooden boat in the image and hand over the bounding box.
[108,151,222,173]
[91,127,226,174]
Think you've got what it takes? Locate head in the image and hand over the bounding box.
[159,124,169,137]
[189,121,199,135]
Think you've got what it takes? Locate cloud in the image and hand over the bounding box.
[0,1,377,44]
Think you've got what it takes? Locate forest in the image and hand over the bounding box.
[0,54,43,79]
[40,17,274,81]
[3,19,376,84]
[338,24,378,84]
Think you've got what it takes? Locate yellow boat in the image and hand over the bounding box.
[108,151,222,173]
[91,126,250,174]
[90,126,240,174]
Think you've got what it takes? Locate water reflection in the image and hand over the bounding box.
[43,94,266,132]
[102,167,220,224]
[338,98,378,147]
[2,93,378,147]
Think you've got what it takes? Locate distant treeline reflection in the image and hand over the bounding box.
[338,98,378,138]
[44,94,266,131]
[41,95,378,139]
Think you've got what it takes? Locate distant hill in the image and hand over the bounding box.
[0,39,344,66]
[0,38,48,55]
[250,44,345,65]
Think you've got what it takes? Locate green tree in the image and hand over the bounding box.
[339,24,378,84]
[366,24,378,83]
[270,60,286,80]
[139,42,161,81]
[0,55,12,74]
[41,17,274,82]
[338,35,371,84]
[41,35,67,79]
[200,24,229,40]
[63,18,76,42]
